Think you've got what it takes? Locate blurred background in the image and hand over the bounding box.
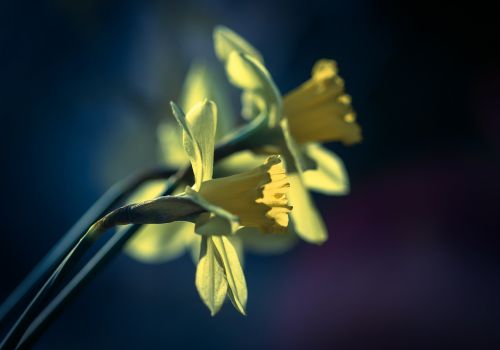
[1,0,499,349]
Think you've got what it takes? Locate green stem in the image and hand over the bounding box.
[18,166,191,349]
[2,166,190,350]
[8,113,264,349]
[0,167,175,331]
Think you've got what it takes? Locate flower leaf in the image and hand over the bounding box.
[196,236,228,316]
[211,236,248,315]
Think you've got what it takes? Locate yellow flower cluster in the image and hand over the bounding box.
[124,26,361,316]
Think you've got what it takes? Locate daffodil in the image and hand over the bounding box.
[126,62,237,264]
[125,61,296,264]
[213,26,362,244]
[129,99,291,315]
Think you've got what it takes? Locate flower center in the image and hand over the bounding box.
[199,156,291,233]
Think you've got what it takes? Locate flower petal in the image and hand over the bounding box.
[157,121,188,168]
[302,143,350,195]
[123,181,196,263]
[184,187,240,236]
[213,25,263,63]
[225,52,282,127]
[214,150,268,177]
[170,100,217,189]
[288,174,328,244]
[196,236,228,316]
[211,236,248,315]
[180,61,236,140]
[125,221,195,263]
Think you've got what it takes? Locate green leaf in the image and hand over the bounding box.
[287,174,328,244]
[211,236,248,315]
[213,26,263,63]
[196,236,228,316]
[302,143,350,195]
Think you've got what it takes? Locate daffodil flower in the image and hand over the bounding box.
[125,62,237,264]
[128,99,291,315]
[125,61,296,264]
[213,26,362,244]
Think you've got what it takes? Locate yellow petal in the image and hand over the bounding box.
[211,236,248,315]
[157,121,188,168]
[213,26,263,63]
[214,150,268,177]
[302,143,350,195]
[184,187,240,236]
[199,156,291,233]
[288,174,328,244]
[180,61,236,140]
[123,181,196,263]
[225,52,282,127]
[170,100,217,189]
[196,236,228,316]
[283,59,362,145]
[125,221,195,263]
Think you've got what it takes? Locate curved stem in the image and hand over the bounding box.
[8,114,262,349]
[17,165,190,349]
[2,166,189,350]
[0,167,174,331]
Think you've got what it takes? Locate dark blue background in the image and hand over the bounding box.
[1,0,499,349]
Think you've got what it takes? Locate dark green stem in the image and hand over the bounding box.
[0,167,175,332]
[5,113,263,349]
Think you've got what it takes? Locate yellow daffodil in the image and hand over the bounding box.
[130,99,291,315]
[213,26,362,244]
[284,59,362,146]
[126,62,237,264]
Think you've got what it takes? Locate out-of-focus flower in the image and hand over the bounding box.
[129,99,291,315]
[213,26,362,244]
